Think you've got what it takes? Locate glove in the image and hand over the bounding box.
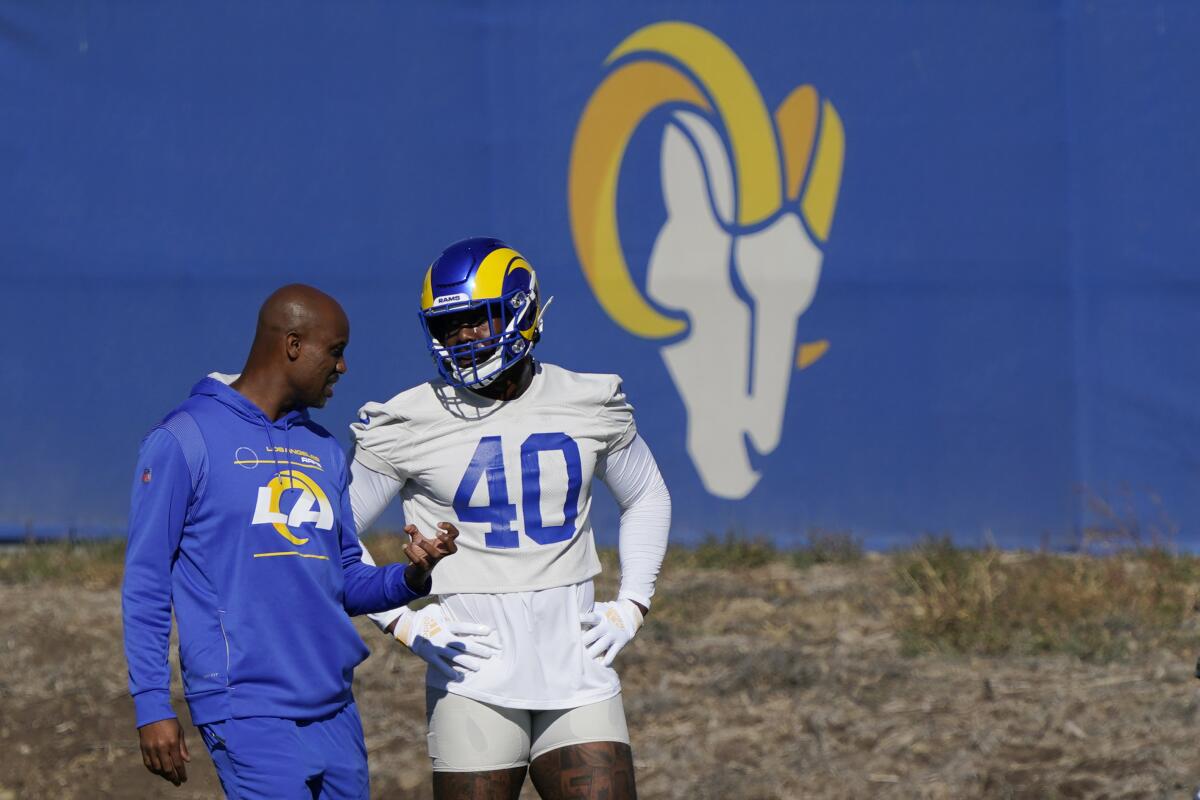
[580,599,644,667]
[394,604,501,682]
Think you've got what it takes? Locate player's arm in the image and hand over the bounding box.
[121,429,193,786]
[605,434,671,613]
[346,454,412,631]
[582,433,672,665]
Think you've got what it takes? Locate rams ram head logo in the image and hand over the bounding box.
[569,21,845,499]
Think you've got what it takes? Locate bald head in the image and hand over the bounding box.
[235,284,349,416]
[255,284,348,342]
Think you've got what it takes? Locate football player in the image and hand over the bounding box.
[351,237,671,799]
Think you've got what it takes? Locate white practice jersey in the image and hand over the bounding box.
[351,362,636,595]
[351,363,642,708]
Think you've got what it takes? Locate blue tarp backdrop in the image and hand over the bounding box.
[1,2,1197,548]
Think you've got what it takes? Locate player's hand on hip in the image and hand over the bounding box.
[394,603,500,682]
[137,717,190,786]
[403,521,459,587]
[580,599,645,667]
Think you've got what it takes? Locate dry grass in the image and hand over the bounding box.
[3,535,1200,797]
[0,539,126,588]
[895,536,1200,661]
[668,530,864,571]
[2,534,1195,666]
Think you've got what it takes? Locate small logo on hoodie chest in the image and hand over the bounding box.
[234,447,259,469]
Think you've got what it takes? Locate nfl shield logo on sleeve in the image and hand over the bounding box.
[142,468,152,484]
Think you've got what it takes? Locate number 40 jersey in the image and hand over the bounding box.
[349,362,637,595]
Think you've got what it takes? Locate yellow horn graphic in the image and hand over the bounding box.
[570,21,844,341]
[775,85,819,202]
[775,87,845,242]
[569,21,787,339]
[801,101,845,243]
[609,21,782,225]
[569,60,703,339]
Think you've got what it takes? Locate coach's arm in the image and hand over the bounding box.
[336,453,456,615]
[121,429,192,786]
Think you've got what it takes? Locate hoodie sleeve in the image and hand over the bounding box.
[336,451,430,615]
[121,428,191,728]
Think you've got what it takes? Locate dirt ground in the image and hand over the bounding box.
[2,555,1198,799]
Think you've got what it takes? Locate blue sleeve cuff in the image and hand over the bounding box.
[133,689,176,729]
[343,562,433,615]
[398,566,432,603]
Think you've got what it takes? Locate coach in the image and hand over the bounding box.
[121,285,456,797]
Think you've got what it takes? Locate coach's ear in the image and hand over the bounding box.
[286,330,302,361]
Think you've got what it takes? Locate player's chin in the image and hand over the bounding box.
[453,358,486,371]
[455,346,498,368]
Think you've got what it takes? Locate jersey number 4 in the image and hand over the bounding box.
[453,434,582,549]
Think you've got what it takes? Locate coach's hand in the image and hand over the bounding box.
[581,599,645,666]
[403,521,458,589]
[138,717,190,786]
[392,603,500,682]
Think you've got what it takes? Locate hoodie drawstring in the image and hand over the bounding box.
[285,419,293,489]
[261,418,293,488]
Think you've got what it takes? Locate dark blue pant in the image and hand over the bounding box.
[198,702,369,799]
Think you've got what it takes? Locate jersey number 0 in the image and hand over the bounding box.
[453,433,583,549]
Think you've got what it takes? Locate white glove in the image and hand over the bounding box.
[580,599,644,666]
[393,604,501,682]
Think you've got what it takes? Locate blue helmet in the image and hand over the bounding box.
[418,237,546,389]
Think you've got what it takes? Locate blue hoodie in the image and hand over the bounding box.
[122,376,426,728]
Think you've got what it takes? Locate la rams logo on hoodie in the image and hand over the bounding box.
[251,469,334,546]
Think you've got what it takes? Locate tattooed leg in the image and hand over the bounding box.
[528,742,637,800]
[433,766,527,800]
